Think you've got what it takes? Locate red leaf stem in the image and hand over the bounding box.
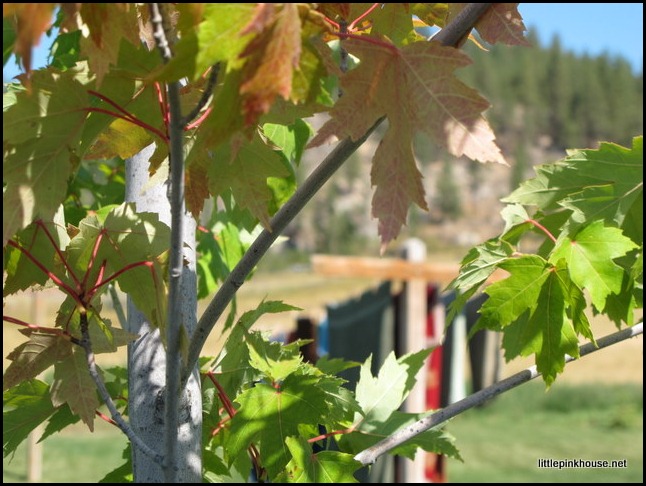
[96,410,119,427]
[526,219,557,243]
[154,81,170,133]
[87,89,140,120]
[3,315,74,340]
[83,107,170,143]
[87,260,155,296]
[6,240,83,307]
[307,426,355,444]
[348,3,380,31]
[323,16,340,30]
[185,106,212,131]
[35,220,82,290]
[333,31,398,52]
[81,229,106,291]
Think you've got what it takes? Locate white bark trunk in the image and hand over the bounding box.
[125,144,202,482]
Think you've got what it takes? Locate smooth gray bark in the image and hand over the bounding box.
[125,144,202,482]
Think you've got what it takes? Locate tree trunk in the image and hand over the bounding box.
[125,144,202,482]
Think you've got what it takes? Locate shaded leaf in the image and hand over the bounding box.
[3,379,55,458]
[4,210,70,296]
[78,4,140,87]
[3,67,88,245]
[228,375,331,477]
[279,435,361,483]
[3,333,73,391]
[208,132,290,229]
[39,404,81,443]
[50,347,99,430]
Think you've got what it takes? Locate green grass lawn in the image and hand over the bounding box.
[3,382,642,483]
[446,381,643,483]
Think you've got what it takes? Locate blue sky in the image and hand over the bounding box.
[518,3,643,73]
[3,3,644,80]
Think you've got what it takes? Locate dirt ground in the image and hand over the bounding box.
[3,269,642,385]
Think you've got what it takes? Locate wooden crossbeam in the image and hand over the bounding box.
[311,254,506,284]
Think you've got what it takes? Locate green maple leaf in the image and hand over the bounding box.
[552,261,594,343]
[245,331,303,383]
[549,221,638,311]
[4,210,70,296]
[502,270,579,386]
[228,375,331,478]
[208,132,291,229]
[3,67,88,246]
[278,436,361,483]
[65,204,171,330]
[196,4,257,74]
[3,379,56,458]
[446,238,514,322]
[478,255,551,330]
[371,3,420,46]
[559,137,643,241]
[504,137,643,244]
[309,37,505,247]
[211,300,300,399]
[354,349,431,425]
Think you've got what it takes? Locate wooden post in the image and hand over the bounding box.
[27,291,43,483]
[398,238,428,483]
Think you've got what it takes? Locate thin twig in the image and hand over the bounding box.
[354,322,643,465]
[181,64,220,128]
[78,310,165,465]
[431,3,492,46]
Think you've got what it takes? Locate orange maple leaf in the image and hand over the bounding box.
[3,3,56,77]
[448,3,531,47]
[239,4,302,125]
[309,36,506,248]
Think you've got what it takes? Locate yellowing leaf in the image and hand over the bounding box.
[3,334,73,391]
[3,68,88,246]
[79,4,141,87]
[85,117,152,160]
[309,37,505,246]
[239,4,302,125]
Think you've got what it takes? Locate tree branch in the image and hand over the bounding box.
[181,64,220,128]
[78,311,165,466]
[149,3,184,482]
[430,3,492,46]
[354,321,643,466]
[183,2,495,387]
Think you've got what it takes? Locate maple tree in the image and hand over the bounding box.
[3,2,642,483]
